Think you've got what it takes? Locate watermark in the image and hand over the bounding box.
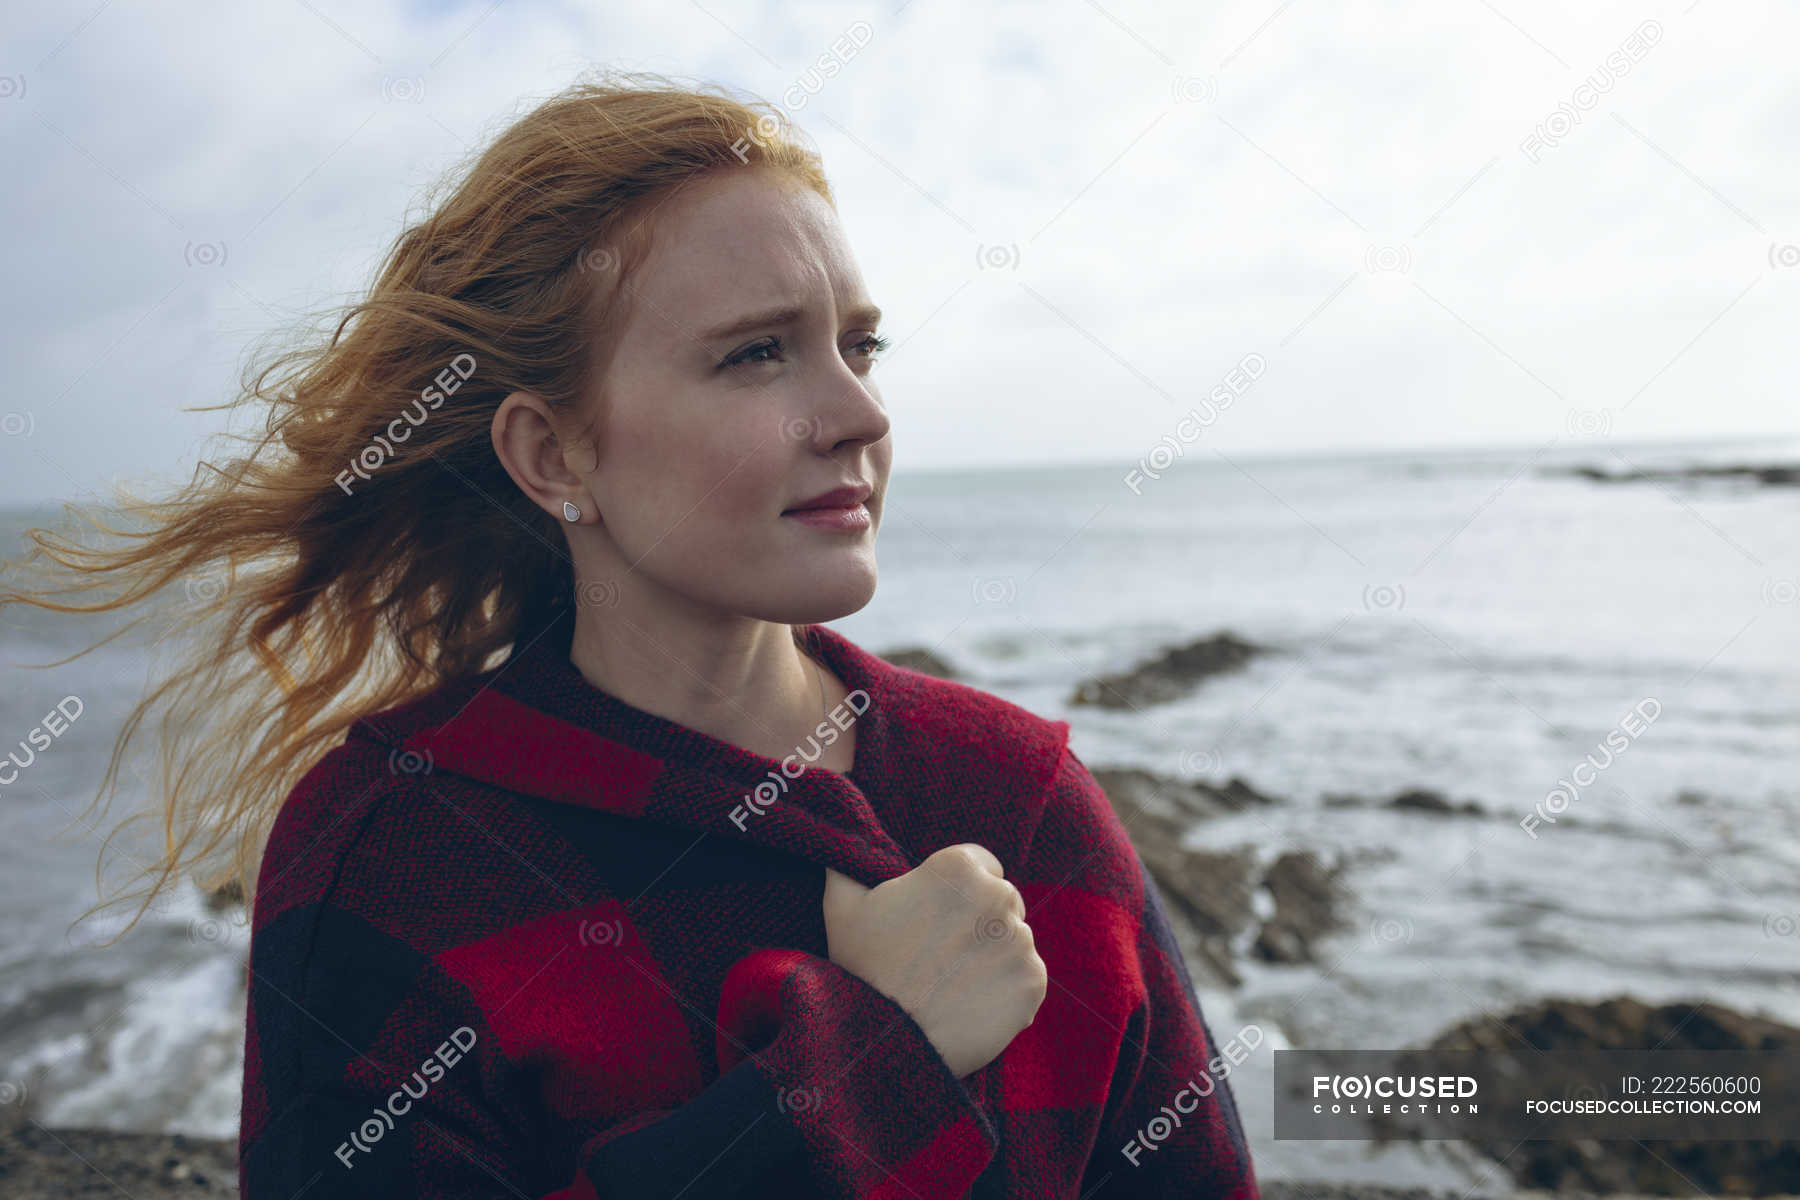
[0,696,84,787]
[334,1025,477,1169]
[1124,352,1267,494]
[1520,20,1663,162]
[1174,747,1222,777]
[1365,243,1411,274]
[1121,1023,1264,1166]
[976,243,1020,271]
[184,241,227,268]
[578,917,624,947]
[776,1085,824,1113]
[388,745,433,777]
[972,576,1016,606]
[731,22,874,162]
[1520,697,1661,837]
[1310,1071,1478,1113]
[1276,1048,1784,1140]
[1362,583,1405,612]
[1170,73,1217,104]
[382,76,424,103]
[1567,407,1613,436]
[335,352,476,495]
[728,690,872,830]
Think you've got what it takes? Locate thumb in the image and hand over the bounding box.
[822,866,870,908]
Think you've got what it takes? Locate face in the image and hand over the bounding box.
[570,168,892,626]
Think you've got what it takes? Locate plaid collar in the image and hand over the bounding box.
[396,613,921,886]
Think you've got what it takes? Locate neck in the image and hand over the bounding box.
[564,609,844,767]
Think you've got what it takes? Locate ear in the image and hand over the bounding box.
[492,389,592,522]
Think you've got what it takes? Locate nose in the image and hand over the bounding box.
[807,359,890,454]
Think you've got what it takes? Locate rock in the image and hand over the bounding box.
[1415,996,1800,1195]
[1321,788,1482,816]
[11,1119,1722,1200]
[1252,850,1348,964]
[1087,765,1352,981]
[0,1112,239,1197]
[202,878,244,914]
[878,646,960,679]
[1217,775,1283,809]
[1070,632,1266,709]
[1088,766,1283,830]
[1388,788,1483,817]
[1548,462,1800,488]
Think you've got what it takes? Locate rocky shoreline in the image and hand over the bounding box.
[8,1115,1792,1200]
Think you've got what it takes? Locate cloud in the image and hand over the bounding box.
[1,0,1793,505]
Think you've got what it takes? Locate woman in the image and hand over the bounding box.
[3,73,1258,1198]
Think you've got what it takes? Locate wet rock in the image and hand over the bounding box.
[202,878,243,914]
[1089,766,1282,829]
[879,646,960,679]
[1418,996,1800,1195]
[1088,765,1350,982]
[1252,851,1349,964]
[1388,788,1483,817]
[1322,788,1482,816]
[1550,462,1800,488]
[1070,632,1266,709]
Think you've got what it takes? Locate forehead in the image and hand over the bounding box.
[625,170,866,339]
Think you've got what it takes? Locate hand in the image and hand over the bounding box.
[822,844,1047,1079]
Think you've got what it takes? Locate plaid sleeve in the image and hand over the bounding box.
[239,894,817,1200]
[241,850,996,1199]
[714,945,1000,1198]
[1035,745,1262,1200]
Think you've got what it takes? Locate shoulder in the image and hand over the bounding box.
[253,729,409,923]
[1020,740,1144,908]
[251,673,515,932]
[849,635,1071,787]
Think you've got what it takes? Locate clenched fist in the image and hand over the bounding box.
[822,843,1048,1079]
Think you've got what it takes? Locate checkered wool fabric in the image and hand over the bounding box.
[238,615,1259,1199]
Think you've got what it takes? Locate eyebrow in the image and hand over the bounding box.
[698,302,883,343]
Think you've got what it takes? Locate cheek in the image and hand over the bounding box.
[597,408,788,549]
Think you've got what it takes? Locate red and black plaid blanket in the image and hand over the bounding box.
[238,616,1260,1199]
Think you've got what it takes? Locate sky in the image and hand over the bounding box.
[1,0,1795,507]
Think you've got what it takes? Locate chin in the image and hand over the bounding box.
[761,558,878,625]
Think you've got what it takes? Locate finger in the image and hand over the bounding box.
[940,841,1004,879]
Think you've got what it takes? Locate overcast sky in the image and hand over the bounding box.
[1,0,1794,507]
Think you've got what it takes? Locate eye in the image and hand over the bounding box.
[726,337,784,368]
[722,333,893,370]
[852,333,892,361]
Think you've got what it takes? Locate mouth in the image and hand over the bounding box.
[781,498,873,532]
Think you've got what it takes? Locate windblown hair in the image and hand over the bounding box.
[0,70,833,942]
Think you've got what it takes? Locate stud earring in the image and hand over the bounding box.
[562,500,581,522]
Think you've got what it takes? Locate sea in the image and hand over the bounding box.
[2,433,1795,1189]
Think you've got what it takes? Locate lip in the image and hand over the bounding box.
[783,502,871,532]
[782,483,872,513]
